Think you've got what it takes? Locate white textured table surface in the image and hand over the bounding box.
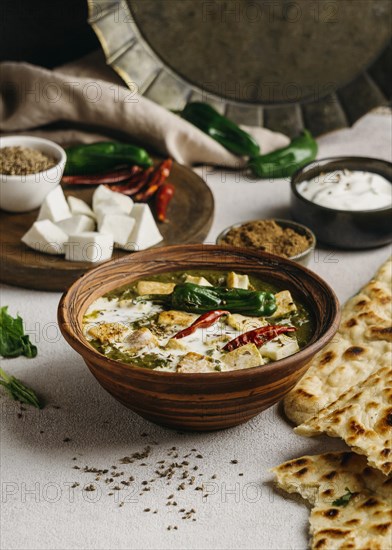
[1,112,391,550]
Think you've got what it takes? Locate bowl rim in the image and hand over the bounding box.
[58,244,341,381]
[0,135,67,179]
[215,218,316,261]
[291,155,392,215]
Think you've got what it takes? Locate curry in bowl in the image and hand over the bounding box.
[83,270,313,373]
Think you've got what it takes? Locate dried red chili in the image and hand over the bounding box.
[62,166,141,185]
[223,325,296,352]
[134,159,172,202]
[156,183,175,222]
[173,310,230,339]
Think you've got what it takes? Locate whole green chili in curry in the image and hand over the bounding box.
[138,283,277,316]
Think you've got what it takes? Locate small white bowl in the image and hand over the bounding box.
[0,135,67,213]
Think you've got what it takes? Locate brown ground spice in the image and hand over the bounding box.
[0,146,56,175]
[221,220,312,258]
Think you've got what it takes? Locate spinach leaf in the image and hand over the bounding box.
[0,367,41,408]
[0,306,37,358]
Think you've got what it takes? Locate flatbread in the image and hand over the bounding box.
[272,451,392,550]
[295,367,392,475]
[284,257,392,425]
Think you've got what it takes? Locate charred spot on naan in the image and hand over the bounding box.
[367,283,391,305]
[348,419,366,437]
[372,523,392,535]
[316,528,350,538]
[365,325,392,342]
[294,467,309,477]
[319,351,336,365]
[353,296,371,309]
[276,457,310,471]
[322,508,339,518]
[344,519,360,526]
[342,346,366,359]
[323,470,338,480]
[296,388,316,399]
[361,497,381,509]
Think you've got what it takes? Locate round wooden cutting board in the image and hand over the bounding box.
[0,161,214,292]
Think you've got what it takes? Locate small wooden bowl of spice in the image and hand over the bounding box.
[0,135,66,212]
[216,219,316,266]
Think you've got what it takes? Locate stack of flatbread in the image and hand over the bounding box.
[272,452,392,550]
[272,257,392,549]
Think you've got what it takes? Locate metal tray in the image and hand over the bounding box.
[88,0,391,137]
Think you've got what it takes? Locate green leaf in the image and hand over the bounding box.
[0,367,41,408]
[332,487,355,507]
[0,306,37,358]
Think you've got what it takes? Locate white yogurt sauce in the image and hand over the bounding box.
[297,170,391,211]
[84,298,241,371]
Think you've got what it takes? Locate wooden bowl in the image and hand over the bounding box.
[58,244,340,431]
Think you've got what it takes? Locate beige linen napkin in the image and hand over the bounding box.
[0,56,289,167]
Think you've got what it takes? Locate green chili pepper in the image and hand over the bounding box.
[248,130,318,178]
[180,102,260,157]
[138,283,277,317]
[64,142,153,175]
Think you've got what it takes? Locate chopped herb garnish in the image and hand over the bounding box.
[332,487,355,507]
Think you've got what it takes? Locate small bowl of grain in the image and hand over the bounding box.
[0,135,66,213]
[216,219,316,266]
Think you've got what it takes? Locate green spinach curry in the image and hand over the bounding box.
[83,270,313,373]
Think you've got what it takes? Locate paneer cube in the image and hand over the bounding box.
[158,310,197,327]
[227,272,249,289]
[226,314,267,332]
[222,343,263,371]
[64,232,113,262]
[137,281,175,295]
[92,185,133,215]
[56,214,95,235]
[21,220,68,255]
[165,339,188,351]
[67,196,95,219]
[124,204,163,251]
[184,275,212,286]
[270,290,297,318]
[177,352,215,373]
[88,322,130,344]
[37,186,71,222]
[124,327,158,353]
[260,335,299,360]
[98,214,136,248]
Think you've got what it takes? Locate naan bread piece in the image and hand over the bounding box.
[295,367,392,475]
[272,452,392,550]
[284,257,392,425]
